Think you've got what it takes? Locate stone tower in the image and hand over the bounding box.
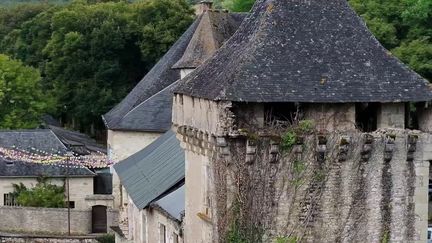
[173,0,432,242]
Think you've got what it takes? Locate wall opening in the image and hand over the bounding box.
[264,102,300,126]
[94,173,113,195]
[355,103,378,132]
[92,205,107,233]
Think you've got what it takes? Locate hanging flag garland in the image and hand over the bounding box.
[0,147,112,169]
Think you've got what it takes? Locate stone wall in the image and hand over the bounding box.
[377,103,405,129]
[0,236,97,243]
[0,207,91,235]
[176,124,432,242]
[0,207,118,235]
[303,103,356,131]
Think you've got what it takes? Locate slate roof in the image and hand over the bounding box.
[114,82,179,132]
[0,159,95,177]
[113,131,184,209]
[104,12,246,132]
[0,130,67,154]
[172,11,245,69]
[48,125,106,155]
[102,17,201,131]
[175,0,432,103]
[0,129,98,177]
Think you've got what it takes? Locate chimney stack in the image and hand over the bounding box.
[196,1,213,15]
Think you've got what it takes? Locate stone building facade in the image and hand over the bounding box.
[173,0,432,242]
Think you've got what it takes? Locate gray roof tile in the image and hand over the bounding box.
[103,17,202,131]
[175,0,432,103]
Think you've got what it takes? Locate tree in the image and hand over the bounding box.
[221,0,254,12]
[0,0,194,133]
[13,178,66,208]
[0,54,53,129]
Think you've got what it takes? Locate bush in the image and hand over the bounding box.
[12,178,65,208]
[96,234,115,243]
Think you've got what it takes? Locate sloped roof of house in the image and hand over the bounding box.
[175,0,432,103]
[113,131,184,209]
[104,12,246,132]
[0,129,98,177]
[114,82,178,132]
[0,129,67,154]
[0,159,95,177]
[48,125,106,155]
[102,17,201,131]
[172,11,245,69]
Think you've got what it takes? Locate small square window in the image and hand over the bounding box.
[67,201,75,208]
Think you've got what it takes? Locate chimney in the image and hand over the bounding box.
[196,1,213,15]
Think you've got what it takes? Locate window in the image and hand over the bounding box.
[3,193,18,206]
[67,201,75,208]
[264,103,300,126]
[159,223,166,243]
[355,103,378,132]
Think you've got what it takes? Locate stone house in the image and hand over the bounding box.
[114,131,185,243]
[102,2,245,240]
[0,129,116,234]
[173,0,432,242]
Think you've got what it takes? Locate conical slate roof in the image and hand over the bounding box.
[175,0,432,103]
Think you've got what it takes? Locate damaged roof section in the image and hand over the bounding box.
[173,11,246,69]
[175,0,432,103]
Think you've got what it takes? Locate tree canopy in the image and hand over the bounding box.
[0,0,194,133]
[0,54,52,129]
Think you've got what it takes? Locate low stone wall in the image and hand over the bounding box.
[0,207,91,235]
[0,235,98,243]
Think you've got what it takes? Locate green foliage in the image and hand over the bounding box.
[298,119,315,133]
[349,0,432,81]
[0,54,53,129]
[381,231,390,243]
[275,236,299,243]
[281,131,297,151]
[0,0,194,132]
[222,0,254,12]
[281,120,315,152]
[293,160,305,174]
[96,234,115,243]
[12,178,66,208]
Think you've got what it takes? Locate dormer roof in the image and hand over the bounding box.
[175,0,432,103]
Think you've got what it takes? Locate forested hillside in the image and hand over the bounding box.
[0,0,194,135]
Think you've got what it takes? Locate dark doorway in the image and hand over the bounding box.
[355,103,379,132]
[92,205,107,233]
